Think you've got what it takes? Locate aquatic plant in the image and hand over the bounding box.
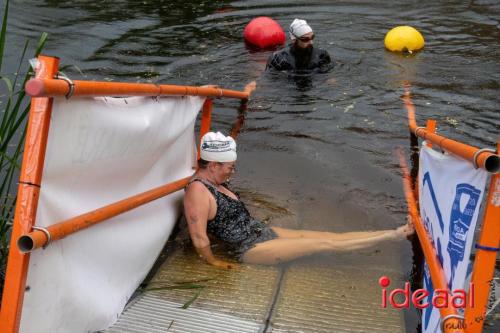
[140,278,214,309]
[143,283,205,310]
[0,0,47,300]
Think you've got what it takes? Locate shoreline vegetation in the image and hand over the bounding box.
[0,0,47,302]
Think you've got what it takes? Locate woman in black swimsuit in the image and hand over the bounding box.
[184,132,413,267]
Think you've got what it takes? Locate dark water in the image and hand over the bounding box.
[2,0,500,331]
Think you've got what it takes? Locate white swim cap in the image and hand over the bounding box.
[289,18,313,41]
[200,131,237,162]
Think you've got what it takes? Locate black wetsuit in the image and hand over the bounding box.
[188,178,278,260]
[266,45,332,72]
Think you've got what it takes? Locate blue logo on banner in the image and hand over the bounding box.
[447,183,481,286]
[420,174,482,331]
[422,172,445,232]
[422,172,445,267]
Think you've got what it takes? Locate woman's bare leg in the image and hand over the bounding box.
[271,223,413,241]
[271,223,414,240]
[242,229,404,265]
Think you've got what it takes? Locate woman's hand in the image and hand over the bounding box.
[194,244,238,269]
[209,259,239,269]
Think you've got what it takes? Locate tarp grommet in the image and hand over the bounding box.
[33,226,52,249]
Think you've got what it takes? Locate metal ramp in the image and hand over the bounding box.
[104,248,406,333]
[105,296,262,333]
[269,264,405,333]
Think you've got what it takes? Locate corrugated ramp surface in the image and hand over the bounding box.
[268,264,405,333]
[147,248,280,321]
[105,295,262,333]
[103,247,278,333]
[104,248,406,333]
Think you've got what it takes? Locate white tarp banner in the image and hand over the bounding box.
[20,95,204,333]
[419,143,488,333]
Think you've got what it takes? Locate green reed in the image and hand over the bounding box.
[0,0,48,294]
[140,280,211,309]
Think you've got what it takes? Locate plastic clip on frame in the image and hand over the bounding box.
[55,73,75,99]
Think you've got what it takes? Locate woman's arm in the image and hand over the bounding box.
[184,182,237,269]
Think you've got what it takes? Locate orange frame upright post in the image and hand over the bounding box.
[0,56,59,332]
[464,138,500,333]
[197,99,213,160]
[425,119,436,148]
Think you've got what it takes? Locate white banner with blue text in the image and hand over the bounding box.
[419,143,488,333]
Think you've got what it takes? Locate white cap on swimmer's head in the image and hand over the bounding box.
[289,18,313,41]
[200,131,237,162]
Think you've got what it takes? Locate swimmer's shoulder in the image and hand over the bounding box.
[314,47,331,59]
[266,47,293,70]
[185,179,214,196]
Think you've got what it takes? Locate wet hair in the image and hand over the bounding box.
[198,158,210,169]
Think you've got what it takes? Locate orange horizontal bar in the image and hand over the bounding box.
[17,176,191,253]
[404,87,499,173]
[398,150,464,333]
[25,78,250,100]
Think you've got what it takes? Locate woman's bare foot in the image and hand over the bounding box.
[394,223,415,238]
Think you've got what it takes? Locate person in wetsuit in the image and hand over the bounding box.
[266,18,331,73]
[184,132,414,268]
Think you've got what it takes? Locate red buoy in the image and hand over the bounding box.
[243,17,285,49]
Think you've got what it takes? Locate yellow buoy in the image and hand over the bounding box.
[384,26,424,53]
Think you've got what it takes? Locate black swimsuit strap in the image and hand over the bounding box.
[187,177,219,196]
[187,178,240,203]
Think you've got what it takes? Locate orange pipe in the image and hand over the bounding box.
[197,99,213,160]
[230,105,245,139]
[425,119,437,148]
[16,176,191,253]
[398,149,465,333]
[464,139,500,333]
[25,77,249,100]
[227,80,256,139]
[0,56,59,333]
[412,119,437,200]
[404,87,500,173]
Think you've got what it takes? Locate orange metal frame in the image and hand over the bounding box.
[464,144,500,332]
[403,85,500,333]
[404,87,499,173]
[0,55,60,332]
[0,55,251,333]
[16,177,192,252]
[26,78,249,100]
[398,150,465,333]
[198,99,213,160]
